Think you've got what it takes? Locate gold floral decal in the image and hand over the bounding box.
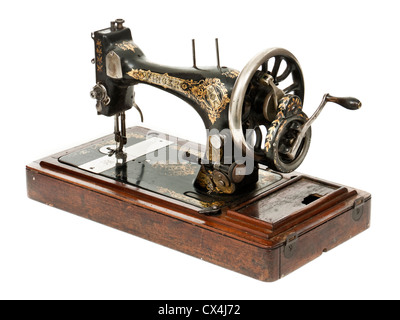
[126,69,230,124]
[150,163,197,176]
[222,70,240,78]
[156,187,188,202]
[96,40,103,72]
[199,200,226,208]
[116,41,137,52]
[264,96,302,152]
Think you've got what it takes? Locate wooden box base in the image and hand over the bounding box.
[26,127,371,282]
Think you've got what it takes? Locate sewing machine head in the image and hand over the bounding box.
[90,19,361,195]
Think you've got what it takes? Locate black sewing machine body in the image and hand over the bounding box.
[91,20,356,195]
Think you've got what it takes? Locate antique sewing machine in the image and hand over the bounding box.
[26,19,371,281]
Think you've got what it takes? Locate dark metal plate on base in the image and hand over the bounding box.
[58,128,283,210]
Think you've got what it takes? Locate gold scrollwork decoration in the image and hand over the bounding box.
[126,69,230,124]
[222,70,240,78]
[116,41,137,52]
[96,40,104,72]
[150,163,197,176]
[264,96,303,152]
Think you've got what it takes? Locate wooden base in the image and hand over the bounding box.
[26,127,371,282]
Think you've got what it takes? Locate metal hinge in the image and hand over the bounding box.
[284,233,298,258]
[352,197,365,221]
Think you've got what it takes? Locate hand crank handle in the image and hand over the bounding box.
[284,93,362,160]
[326,94,362,110]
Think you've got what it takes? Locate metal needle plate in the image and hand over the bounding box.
[79,137,173,173]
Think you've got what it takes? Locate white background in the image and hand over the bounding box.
[1,0,399,300]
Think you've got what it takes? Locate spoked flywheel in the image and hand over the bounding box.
[229,47,310,172]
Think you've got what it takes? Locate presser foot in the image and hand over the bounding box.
[99,145,128,167]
